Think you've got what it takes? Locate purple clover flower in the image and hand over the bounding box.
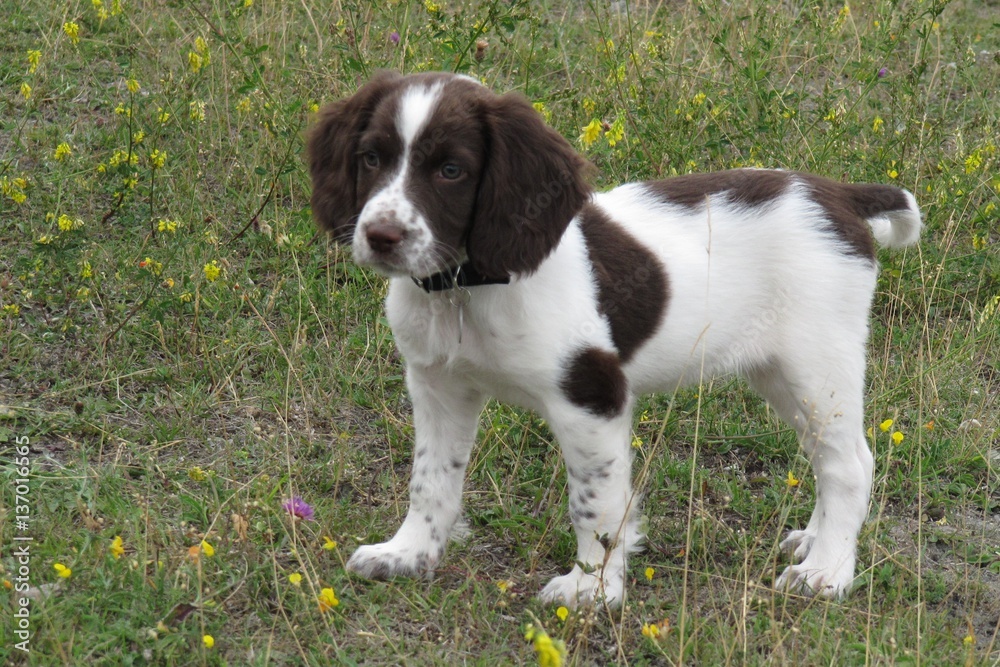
[389,31,400,45]
[877,67,888,78]
[283,496,315,521]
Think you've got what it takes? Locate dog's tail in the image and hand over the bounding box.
[851,184,923,248]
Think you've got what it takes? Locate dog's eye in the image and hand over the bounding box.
[439,163,463,180]
[362,150,379,169]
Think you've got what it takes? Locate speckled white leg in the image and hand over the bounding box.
[347,365,485,580]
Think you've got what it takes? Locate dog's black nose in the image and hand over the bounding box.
[366,223,405,254]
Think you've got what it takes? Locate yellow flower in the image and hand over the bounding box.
[691,92,707,106]
[424,0,440,12]
[20,83,31,100]
[2,579,12,590]
[108,149,137,168]
[318,587,339,611]
[203,261,221,282]
[964,150,984,174]
[93,0,110,20]
[27,49,41,73]
[126,78,140,94]
[81,260,92,279]
[190,100,206,122]
[63,22,80,45]
[887,168,898,179]
[149,149,166,169]
[872,116,884,133]
[157,107,171,124]
[188,51,203,72]
[524,625,566,667]
[236,97,253,114]
[110,536,125,559]
[202,634,215,649]
[3,304,21,317]
[631,434,642,449]
[642,622,660,638]
[289,573,303,586]
[158,219,179,233]
[139,257,163,276]
[322,536,337,551]
[532,101,552,123]
[54,563,72,578]
[964,633,975,646]
[496,579,512,593]
[579,119,602,148]
[195,37,209,55]
[179,292,193,303]
[786,471,800,487]
[188,466,206,481]
[644,566,654,581]
[58,214,78,231]
[36,234,53,245]
[879,419,894,432]
[891,431,904,445]
[555,606,569,621]
[200,540,215,557]
[606,116,625,147]
[55,143,72,161]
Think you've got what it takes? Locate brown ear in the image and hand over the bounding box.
[307,70,403,241]
[468,93,593,277]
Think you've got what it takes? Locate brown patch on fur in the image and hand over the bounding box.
[578,205,668,362]
[560,348,627,418]
[465,91,593,277]
[307,70,403,240]
[800,173,912,260]
[645,169,791,210]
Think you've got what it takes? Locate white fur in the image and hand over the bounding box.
[867,190,922,247]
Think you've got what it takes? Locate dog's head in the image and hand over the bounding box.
[307,71,592,279]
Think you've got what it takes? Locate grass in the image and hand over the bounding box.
[0,0,998,664]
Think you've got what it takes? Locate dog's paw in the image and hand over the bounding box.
[346,541,437,581]
[775,556,855,599]
[780,529,816,561]
[538,565,624,608]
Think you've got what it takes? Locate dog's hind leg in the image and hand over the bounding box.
[748,340,873,598]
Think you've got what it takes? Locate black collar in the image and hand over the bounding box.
[412,262,510,293]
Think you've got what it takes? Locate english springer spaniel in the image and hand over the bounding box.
[308,71,922,607]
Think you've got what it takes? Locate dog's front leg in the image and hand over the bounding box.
[539,400,641,608]
[347,365,485,580]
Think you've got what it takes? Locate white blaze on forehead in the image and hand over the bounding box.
[353,81,448,277]
[396,82,445,146]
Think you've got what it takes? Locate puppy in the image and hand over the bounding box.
[307,71,922,606]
